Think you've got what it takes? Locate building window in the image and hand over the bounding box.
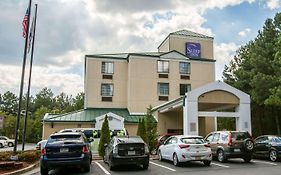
[158,83,169,96]
[179,62,190,74]
[157,60,169,73]
[101,62,114,74]
[101,84,113,96]
[180,84,191,96]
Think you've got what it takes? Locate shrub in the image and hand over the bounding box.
[98,115,110,157]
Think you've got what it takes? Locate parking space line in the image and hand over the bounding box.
[95,162,111,175]
[252,160,278,166]
[211,162,230,168]
[150,162,176,172]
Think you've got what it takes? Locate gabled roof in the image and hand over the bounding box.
[43,108,154,123]
[171,29,213,39]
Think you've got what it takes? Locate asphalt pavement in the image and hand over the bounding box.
[0,143,36,152]
[22,158,281,175]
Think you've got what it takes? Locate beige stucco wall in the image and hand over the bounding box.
[199,90,239,104]
[85,58,128,108]
[127,56,215,112]
[169,36,214,59]
[198,117,215,137]
[158,37,170,53]
[43,122,93,139]
[157,111,183,135]
[124,123,138,136]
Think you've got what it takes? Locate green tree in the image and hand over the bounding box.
[33,88,54,110]
[137,118,147,142]
[98,115,111,157]
[73,92,84,110]
[0,91,18,115]
[145,105,157,153]
[223,12,281,136]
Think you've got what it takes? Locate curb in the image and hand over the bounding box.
[2,162,39,175]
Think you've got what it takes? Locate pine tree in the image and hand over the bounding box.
[145,105,157,153]
[98,115,111,157]
[137,118,147,143]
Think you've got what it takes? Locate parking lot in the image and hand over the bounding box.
[26,158,281,175]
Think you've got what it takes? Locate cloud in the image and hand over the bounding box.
[238,28,251,37]
[0,64,83,96]
[266,0,281,10]
[214,42,239,80]
[0,0,263,95]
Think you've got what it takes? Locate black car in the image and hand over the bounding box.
[104,136,149,170]
[205,131,254,162]
[254,135,281,162]
[40,132,92,175]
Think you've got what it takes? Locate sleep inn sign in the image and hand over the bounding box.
[186,42,201,58]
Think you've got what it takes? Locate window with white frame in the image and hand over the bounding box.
[158,83,169,96]
[157,60,169,73]
[179,62,191,74]
[101,84,113,96]
[180,84,191,96]
[101,62,114,74]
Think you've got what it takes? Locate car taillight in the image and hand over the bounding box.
[82,146,89,153]
[41,148,46,156]
[204,144,210,148]
[179,144,190,149]
[228,133,233,146]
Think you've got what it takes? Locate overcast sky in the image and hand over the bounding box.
[0,0,280,96]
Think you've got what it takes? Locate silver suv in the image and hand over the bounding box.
[205,131,254,162]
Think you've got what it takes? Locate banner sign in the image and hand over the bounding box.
[186,42,201,58]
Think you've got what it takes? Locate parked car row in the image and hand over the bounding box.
[157,131,281,165]
[0,136,14,148]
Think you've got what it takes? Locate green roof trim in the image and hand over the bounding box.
[43,108,155,124]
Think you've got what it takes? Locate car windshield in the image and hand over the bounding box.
[272,137,281,143]
[181,137,205,144]
[48,134,82,144]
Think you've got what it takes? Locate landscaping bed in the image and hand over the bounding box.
[0,150,40,174]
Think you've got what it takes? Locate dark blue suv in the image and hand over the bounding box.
[40,132,92,175]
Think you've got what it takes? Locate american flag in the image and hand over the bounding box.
[22,8,29,38]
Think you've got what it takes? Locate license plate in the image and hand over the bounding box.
[234,148,240,152]
[60,148,69,153]
[195,156,201,160]
[128,151,135,155]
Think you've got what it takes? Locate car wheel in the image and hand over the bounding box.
[217,150,227,163]
[244,139,254,151]
[243,154,252,163]
[0,143,3,148]
[269,150,278,162]
[8,142,13,147]
[203,160,211,166]
[158,150,163,161]
[143,163,149,170]
[173,153,179,166]
[40,166,48,175]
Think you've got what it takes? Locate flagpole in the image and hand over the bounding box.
[13,0,32,154]
[22,3,38,151]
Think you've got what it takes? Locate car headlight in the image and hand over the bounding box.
[113,146,118,154]
[145,145,149,154]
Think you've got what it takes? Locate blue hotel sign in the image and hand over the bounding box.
[186,42,201,58]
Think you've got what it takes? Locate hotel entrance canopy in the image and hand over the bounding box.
[153,81,251,136]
